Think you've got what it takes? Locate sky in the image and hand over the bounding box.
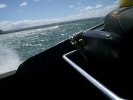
[0,0,119,31]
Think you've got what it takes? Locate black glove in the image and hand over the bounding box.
[70,30,85,48]
[70,30,122,60]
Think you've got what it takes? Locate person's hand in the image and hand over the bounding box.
[70,30,85,48]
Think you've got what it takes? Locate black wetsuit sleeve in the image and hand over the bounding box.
[104,7,133,36]
[119,8,133,34]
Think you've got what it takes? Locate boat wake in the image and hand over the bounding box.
[0,45,21,74]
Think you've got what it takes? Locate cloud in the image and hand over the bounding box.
[0,1,119,31]
[95,4,102,9]
[80,6,93,12]
[69,5,74,8]
[85,6,93,10]
[79,0,118,16]
[0,3,7,9]
[113,0,119,5]
[0,19,62,31]
[20,2,27,7]
[70,3,118,20]
[65,1,119,21]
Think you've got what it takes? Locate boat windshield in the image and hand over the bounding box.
[0,0,118,74]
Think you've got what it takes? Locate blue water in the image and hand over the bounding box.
[0,18,103,74]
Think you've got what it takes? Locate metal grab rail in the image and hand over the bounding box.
[63,50,125,100]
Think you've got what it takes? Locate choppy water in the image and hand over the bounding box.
[0,18,103,74]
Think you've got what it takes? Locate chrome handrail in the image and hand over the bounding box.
[63,50,125,100]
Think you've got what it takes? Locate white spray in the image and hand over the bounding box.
[0,45,21,74]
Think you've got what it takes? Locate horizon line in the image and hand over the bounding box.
[2,17,104,34]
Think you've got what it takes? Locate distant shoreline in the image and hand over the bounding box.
[1,17,104,35]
